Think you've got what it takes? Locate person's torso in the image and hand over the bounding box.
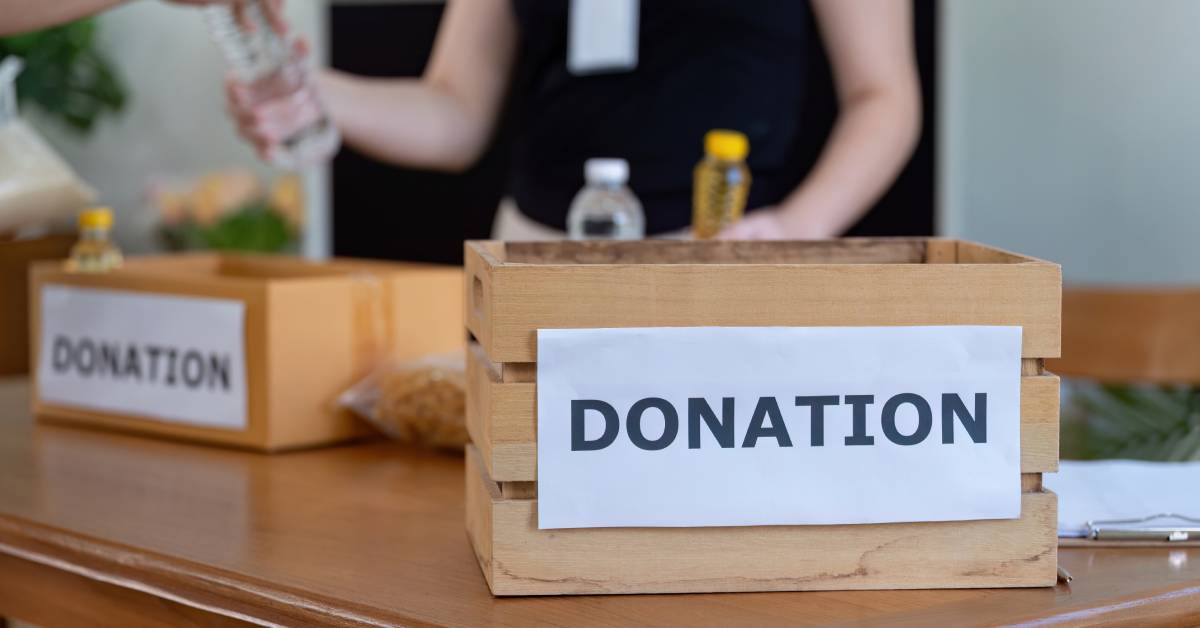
[509,0,811,234]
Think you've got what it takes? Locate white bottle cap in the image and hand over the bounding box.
[584,158,629,185]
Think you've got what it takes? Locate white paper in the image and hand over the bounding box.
[37,285,248,430]
[537,326,1022,529]
[1045,459,1200,537]
[568,0,639,75]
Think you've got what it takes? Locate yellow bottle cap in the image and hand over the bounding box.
[704,129,749,161]
[79,207,114,229]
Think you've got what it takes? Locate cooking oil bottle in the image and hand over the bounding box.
[692,130,751,239]
[69,207,123,272]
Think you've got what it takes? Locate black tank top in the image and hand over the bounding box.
[510,0,811,234]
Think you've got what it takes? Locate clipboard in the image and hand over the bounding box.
[1048,460,1200,548]
[1059,513,1200,547]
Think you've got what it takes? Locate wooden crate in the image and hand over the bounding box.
[463,238,1061,595]
[30,254,463,451]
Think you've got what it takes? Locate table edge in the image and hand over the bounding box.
[3,507,1200,626]
[0,513,438,628]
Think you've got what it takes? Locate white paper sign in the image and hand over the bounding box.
[38,285,248,430]
[537,326,1022,529]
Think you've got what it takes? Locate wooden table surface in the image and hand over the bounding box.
[1,378,1198,627]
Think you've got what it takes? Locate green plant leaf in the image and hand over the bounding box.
[1062,381,1200,461]
[0,17,127,134]
[202,201,297,253]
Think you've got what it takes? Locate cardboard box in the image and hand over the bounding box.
[463,239,1062,595]
[31,253,463,451]
[0,235,75,375]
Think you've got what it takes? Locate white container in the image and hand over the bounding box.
[0,57,95,233]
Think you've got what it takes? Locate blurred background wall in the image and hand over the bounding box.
[23,1,329,257]
[941,0,1200,284]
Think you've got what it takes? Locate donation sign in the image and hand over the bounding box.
[37,285,248,429]
[537,326,1022,529]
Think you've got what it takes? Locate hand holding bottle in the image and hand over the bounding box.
[176,0,287,34]
[223,38,331,164]
[209,1,339,168]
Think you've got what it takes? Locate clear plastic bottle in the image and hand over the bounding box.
[692,129,751,239]
[567,158,645,240]
[204,1,339,169]
[68,208,123,273]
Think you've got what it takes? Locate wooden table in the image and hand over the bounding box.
[0,378,1198,626]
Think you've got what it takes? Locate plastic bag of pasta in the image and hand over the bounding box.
[339,352,467,451]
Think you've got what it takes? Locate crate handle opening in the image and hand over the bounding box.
[472,274,484,320]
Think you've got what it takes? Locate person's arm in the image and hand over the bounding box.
[0,0,123,35]
[230,0,517,172]
[721,0,921,240]
[0,0,283,37]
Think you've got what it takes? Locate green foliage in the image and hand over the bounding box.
[1061,381,1200,461]
[205,201,294,252]
[0,18,128,133]
[160,201,298,254]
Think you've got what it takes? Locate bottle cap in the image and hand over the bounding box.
[584,158,629,185]
[79,207,114,229]
[704,130,749,161]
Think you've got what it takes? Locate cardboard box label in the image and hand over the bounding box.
[536,326,1022,529]
[37,285,248,430]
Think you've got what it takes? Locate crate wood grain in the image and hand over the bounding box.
[467,342,1061,482]
[465,239,1062,364]
[466,446,1057,596]
[30,254,463,451]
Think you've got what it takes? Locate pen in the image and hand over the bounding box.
[1057,565,1073,584]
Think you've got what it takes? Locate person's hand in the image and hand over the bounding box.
[225,38,326,162]
[717,206,836,240]
[170,0,287,34]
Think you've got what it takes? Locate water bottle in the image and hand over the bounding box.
[204,1,339,169]
[567,158,645,240]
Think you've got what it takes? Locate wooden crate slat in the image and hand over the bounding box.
[466,241,1062,364]
[956,241,1052,265]
[466,343,1061,481]
[1021,374,1060,473]
[923,239,958,264]
[466,446,1057,596]
[499,473,1045,501]
[481,354,1049,384]
[499,239,932,265]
